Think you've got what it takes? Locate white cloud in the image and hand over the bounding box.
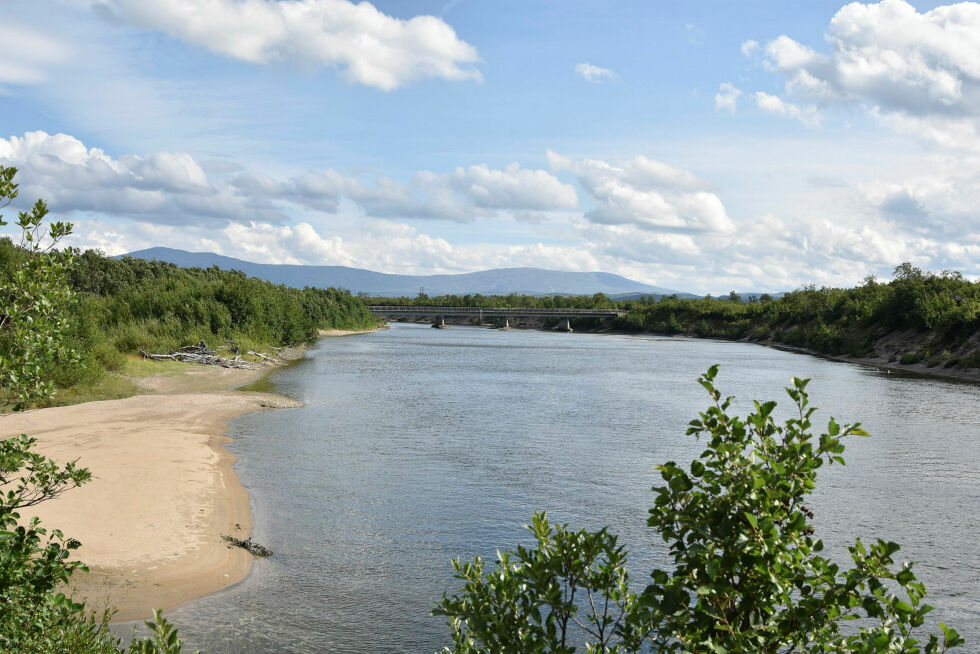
[0,23,73,85]
[762,1,980,119]
[0,131,275,223]
[754,91,821,128]
[743,0,980,280]
[870,108,980,152]
[548,151,734,234]
[274,161,577,221]
[0,131,576,227]
[714,82,742,112]
[860,156,980,238]
[740,39,759,57]
[443,163,578,210]
[574,62,617,83]
[93,0,482,91]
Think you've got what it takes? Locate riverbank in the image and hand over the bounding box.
[388,316,979,384]
[0,362,302,621]
[0,328,387,620]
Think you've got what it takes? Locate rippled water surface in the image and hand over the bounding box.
[158,324,978,652]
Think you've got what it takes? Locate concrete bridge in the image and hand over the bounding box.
[366,305,627,332]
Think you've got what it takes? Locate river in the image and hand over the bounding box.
[159,323,978,652]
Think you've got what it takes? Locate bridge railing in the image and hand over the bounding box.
[366,305,626,316]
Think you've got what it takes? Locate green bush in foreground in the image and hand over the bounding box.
[0,166,193,652]
[437,366,964,653]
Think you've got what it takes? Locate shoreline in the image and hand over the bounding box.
[754,339,980,384]
[388,318,979,384]
[0,364,303,622]
[318,324,389,338]
[0,328,379,622]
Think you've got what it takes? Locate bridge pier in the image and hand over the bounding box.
[559,318,573,333]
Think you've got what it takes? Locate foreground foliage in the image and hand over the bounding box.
[0,168,78,410]
[437,366,964,653]
[0,165,194,652]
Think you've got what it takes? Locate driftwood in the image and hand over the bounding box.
[222,535,273,557]
[247,350,281,364]
[139,340,256,369]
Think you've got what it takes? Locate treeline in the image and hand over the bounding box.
[371,291,619,309]
[618,265,978,369]
[379,264,980,370]
[0,241,378,390]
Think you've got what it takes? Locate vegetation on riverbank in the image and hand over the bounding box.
[618,266,979,371]
[0,238,378,406]
[0,170,192,652]
[375,265,980,371]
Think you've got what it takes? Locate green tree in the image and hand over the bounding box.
[0,166,79,410]
[0,167,194,652]
[436,366,963,653]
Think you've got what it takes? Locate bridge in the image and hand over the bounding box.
[366,305,627,331]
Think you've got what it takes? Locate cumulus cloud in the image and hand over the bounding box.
[574,62,617,83]
[92,0,482,90]
[0,23,73,85]
[753,0,980,146]
[766,0,980,114]
[243,161,578,222]
[0,131,278,223]
[548,151,733,235]
[740,39,759,57]
[753,91,821,127]
[714,82,742,112]
[741,0,980,278]
[0,131,576,226]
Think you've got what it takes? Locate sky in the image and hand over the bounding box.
[0,0,978,294]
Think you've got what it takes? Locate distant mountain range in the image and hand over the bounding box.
[120,247,697,298]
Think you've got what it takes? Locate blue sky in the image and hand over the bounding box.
[0,0,977,293]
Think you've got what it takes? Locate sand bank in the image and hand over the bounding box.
[0,364,301,622]
[318,324,388,337]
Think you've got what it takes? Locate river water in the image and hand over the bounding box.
[159,323,977,652]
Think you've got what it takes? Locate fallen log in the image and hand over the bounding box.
[139,347,256,369]
[179,340,214,356]
[247,350,281,364]
[222,535,273,557]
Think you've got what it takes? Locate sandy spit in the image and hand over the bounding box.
[318,324,388,337]
[0,365,302,622]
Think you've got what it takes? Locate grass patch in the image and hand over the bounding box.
[35,374,139,408]
[900,351,925,365]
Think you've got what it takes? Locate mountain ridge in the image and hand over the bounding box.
[119,247,695,298]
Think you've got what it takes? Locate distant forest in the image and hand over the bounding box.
[375,263,980,370]
[0,241,377,395]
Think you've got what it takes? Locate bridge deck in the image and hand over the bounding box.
[367,305,626,318]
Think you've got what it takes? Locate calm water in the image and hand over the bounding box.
[151,324,977,652]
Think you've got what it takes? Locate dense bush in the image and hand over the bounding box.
[619,270,979,363]
[0,240,378,393]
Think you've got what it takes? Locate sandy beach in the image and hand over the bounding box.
[0,364,302,622]
[0,327,384,621]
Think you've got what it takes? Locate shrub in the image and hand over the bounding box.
[437,367,964,653]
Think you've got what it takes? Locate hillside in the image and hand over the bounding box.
[121,247,687,297]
